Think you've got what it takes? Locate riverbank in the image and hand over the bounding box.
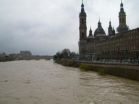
[55,59,79,67]
[55,59,139,81]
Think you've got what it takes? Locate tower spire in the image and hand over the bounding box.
[89,27,93,37]
[81,0,84,7]
[120,0,124,10]
[109,21,111,26]
[117,1,129,33]
[108,21,113,36]
[81,0,85,12]
[98,19,102,28]
[121,0,123,4]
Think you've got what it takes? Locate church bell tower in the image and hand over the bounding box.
[79,0,87,55]
[117,1,129,33]
[79,1,87,40]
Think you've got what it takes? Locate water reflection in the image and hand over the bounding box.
[0,60,139,104]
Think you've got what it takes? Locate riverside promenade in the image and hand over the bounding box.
[78,60,139,69]
[77,60,139,81]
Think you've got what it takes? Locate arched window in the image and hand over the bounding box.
[120,18,122,23]
[82,32,84,38]
[122,18,125,23]
[81,19,84,24]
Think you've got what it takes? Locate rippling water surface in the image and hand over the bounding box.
[0,60,139,104]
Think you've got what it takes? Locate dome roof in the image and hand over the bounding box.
[94,20,106,37]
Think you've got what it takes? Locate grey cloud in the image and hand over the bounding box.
[0,0,139,55]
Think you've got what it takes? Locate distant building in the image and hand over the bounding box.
[78,1,139,62]
[0,53,6,61]
[0,53,6,57]
[18,51,32,60]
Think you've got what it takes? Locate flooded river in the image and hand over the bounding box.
[0,60,139,104]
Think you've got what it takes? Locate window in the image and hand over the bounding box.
[82,32,84,38]
[122,18,125,23]
[81,19,84,24]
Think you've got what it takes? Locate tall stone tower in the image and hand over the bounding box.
[79,2,87,40]
[79,1,87,55]
[117,1,129,33]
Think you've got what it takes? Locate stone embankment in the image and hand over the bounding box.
[55,59,139,81]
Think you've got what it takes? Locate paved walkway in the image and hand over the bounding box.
[78,61,139,70]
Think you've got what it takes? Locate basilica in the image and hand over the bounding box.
[79,1,139,62]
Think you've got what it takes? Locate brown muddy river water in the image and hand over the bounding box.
[0,60,139,104]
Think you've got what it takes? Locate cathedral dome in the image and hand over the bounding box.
[94,20,106,37]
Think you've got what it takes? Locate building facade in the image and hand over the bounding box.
[78,1,139,62]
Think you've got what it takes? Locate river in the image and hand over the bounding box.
[0,60,139,104]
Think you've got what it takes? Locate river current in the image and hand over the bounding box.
[0,60,139,104]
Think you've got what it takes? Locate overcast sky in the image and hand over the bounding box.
[0,0,139,55]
